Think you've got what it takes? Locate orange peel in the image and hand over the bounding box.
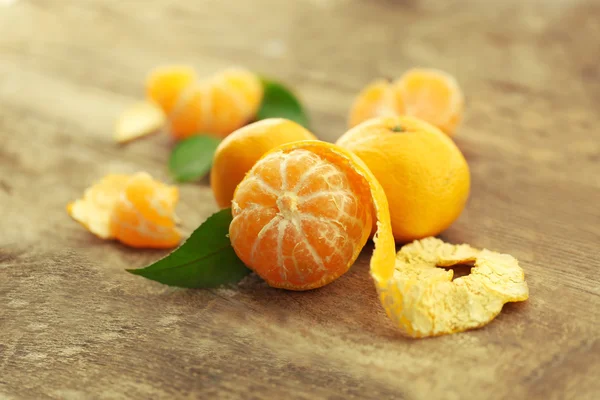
[376,237,529,338]
[67,172,181,249]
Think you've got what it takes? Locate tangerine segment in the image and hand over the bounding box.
[67,174,131,239]
[348,68,464,136]
[211,118,317,209]
[67,173,181,249]
[229,140,396,291]
[348,79,400,128]
[393,68,464,135]
[147,65,198,115]
[110,172,181,249]
[375,237,529,338]
[147,66,263,139]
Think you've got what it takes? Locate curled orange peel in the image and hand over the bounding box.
[377,237,529,338]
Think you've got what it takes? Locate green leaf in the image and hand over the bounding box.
[127,208,251,288]
[169,135,221,182]
[257,79,310,129]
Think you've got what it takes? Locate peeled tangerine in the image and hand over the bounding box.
[228,140,528,336]
[147,65,263,139]
[348,68,464,136]
[211,118,317,209]
[337,115,470,243]
[67,172,181,249]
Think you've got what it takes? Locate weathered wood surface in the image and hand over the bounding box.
[1,0,599,398]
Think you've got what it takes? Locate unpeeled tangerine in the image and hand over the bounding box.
[376,237,529,338]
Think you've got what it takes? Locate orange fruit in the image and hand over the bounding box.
[336,116,470,242]
[348,68,464,136]
[229,140,395,291]
[146,65,263,139]
[67,172,181,249]
[67,174,131,239]
[210,118,317,209]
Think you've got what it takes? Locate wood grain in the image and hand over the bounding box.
[1,0,599,399]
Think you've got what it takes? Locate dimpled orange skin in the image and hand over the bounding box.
[110,173,181,249]
[228,141,389,291]
[348,68,464,136]
[210,118,317,209]
[336,116,470,243]
[146,66,263,139]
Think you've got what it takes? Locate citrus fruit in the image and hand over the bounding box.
[210,118,317,209]
[348,68,464,136]
[229,140,395,291]
[110,173,181,249]
[67,172,181,249]
[336,116,470,242]
[146,65,263,139]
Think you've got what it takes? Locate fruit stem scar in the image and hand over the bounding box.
[391,125,404,132]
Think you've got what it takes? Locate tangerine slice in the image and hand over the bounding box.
[147,66,263,139]
[146,65,198,115]
[67,173,181,249]
[348,68,464,136]
[67,174,131,239]
[393,68,464,135]
[229,140,396,291]
[110,172,181,249]
[348,79,400,128]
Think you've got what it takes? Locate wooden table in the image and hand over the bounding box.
[1,0,599,398]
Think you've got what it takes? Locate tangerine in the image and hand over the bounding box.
[348,68,464,136]
[336,116,470,242]
[228,140,395,291]
[147,66,263,139]
[67,172,181,249]
[210,118,317,209]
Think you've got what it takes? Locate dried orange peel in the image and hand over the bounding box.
[376,237,529,338]
[67,172,181,249]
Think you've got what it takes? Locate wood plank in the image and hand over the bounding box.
[1,0,599,399]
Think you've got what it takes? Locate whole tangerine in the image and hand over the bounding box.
[336,116,470,242]
[210,118,316,209]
